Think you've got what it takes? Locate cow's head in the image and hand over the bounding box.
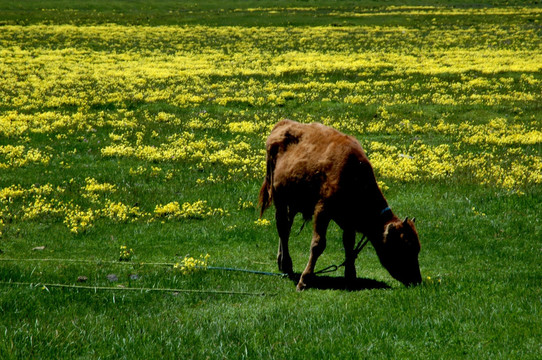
[377,217,422,287]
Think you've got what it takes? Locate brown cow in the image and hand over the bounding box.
[259,119,422,291]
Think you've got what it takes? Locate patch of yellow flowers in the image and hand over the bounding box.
[367,140,542,192]
[1,21,540,113]
[101,200,147,223]
[101,132,264,180]
[0,145,51,169]
[0,182,228,234]
[154,201,228,220]
[63,206,96,234]
[174,254,211,275]
[254,218,271,226]
[119,245,134,261]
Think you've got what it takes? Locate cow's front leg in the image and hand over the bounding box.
[342,228,357,287]
[275,204,293,275]
[297,209,330,291]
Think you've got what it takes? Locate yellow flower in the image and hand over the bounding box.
[154,201,228,220]
[254,218,271,226]
[174,254,210,275]
[119,245,134,261]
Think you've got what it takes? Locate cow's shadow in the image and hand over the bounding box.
[287,273,390,291]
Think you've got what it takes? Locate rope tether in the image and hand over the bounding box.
[0,281,271,296]
[0,258,287,277]
[315,235,369,275]
[0,236,369,281]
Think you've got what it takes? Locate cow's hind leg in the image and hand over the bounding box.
[275,204,293,275]
[297,207,330,291]
[342,228,357,288]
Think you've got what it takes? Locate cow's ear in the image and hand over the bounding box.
[383,222,395,244]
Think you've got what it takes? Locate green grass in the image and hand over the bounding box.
[2,0,540,26]
[0,1,541,359]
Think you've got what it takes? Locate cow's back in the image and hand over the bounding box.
[266,119,376,220]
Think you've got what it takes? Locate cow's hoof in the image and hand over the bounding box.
[296,274,312,291]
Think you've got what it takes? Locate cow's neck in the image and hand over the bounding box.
[355,183,394,244]
[363,204,397,248]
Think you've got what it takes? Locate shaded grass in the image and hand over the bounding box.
[2,0,540,27]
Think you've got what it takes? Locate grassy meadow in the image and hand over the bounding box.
[0,0,541,358]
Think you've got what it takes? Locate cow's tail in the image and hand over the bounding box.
[259,148,276,217]
[259,178,271,218]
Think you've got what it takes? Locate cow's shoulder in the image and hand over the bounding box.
[308,123,366,159]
